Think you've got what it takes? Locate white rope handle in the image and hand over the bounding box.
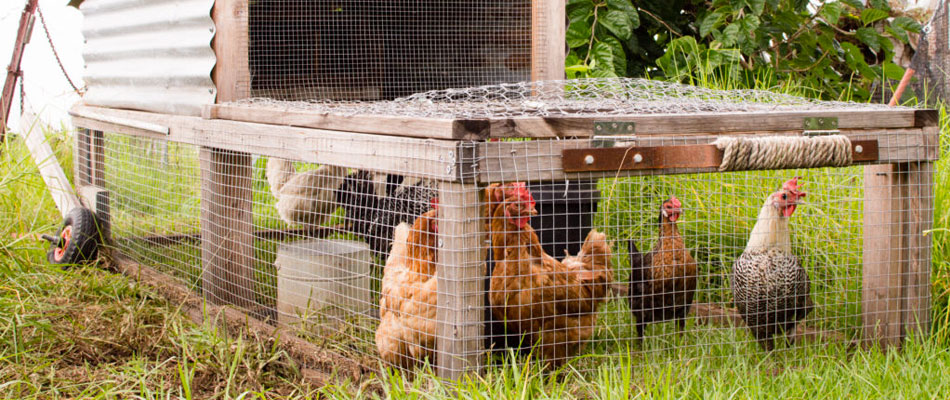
[712,135,853,172]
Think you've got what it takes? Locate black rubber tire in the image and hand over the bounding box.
[47,207,100,265]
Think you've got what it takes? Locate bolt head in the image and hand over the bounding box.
[584,155,595,165]
[633,153,643,163]
[855,145,863,154]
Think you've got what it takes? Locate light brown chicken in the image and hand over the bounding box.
[486,183,613,367]
[375,205,439,370]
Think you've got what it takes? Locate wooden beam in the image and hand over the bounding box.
[211,0,250,103]
[479,128,939,182]
[125,225,346,247]
[531,0,565,81]
[561,140,878,173]
[70,105,461,181]
[74,127,91,187]
[199,148,258,314]
[436,182,486,380]
[862,158,935,349]
[22,111,80,217]
[204,104,489,140]
[487,109,921,138]
[902,161,933,341]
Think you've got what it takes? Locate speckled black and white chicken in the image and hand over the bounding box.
[731,177,814,351]
[335,171,438,260]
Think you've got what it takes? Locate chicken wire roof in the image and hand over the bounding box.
[232,78,901,119]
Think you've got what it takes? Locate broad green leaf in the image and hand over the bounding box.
[892,16,923,33]
[600,10,634,41]
[590,41,615,71]
[700,11,724,38]
[869,0,890,11]
[860,8,889,26]
[841,0,864,10]
[601,35,627,75]
[568,1,594,23]
[745,0,766,15]
[566,20,592,48]
[882,62,905,81]
[820,2,843,23]
[591,67,619,78]
[720,23,740,47]
[856,27,882,52]
[607,0,640,28]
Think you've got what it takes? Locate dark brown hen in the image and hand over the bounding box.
[627,196,697,339]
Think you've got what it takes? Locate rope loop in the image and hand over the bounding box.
[712,135,852,172]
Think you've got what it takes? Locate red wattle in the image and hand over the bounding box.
[783,205,797,217]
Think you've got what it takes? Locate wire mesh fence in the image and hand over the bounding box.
[245,0,537,101]
[88,127,934,375]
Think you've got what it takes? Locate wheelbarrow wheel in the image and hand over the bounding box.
[45,206,100,265]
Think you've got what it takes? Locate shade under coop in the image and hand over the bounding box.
[69,0,938,381]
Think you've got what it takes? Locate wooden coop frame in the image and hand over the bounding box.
[69,0,937,381]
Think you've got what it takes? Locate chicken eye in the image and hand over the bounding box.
[781,193,787,200]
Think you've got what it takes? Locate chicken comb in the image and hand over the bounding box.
[429,197,439,209]
[782,177,806,196]
[667,196,682,208]
[506,182,536,209]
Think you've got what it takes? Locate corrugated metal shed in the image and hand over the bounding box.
[81,0,216,116]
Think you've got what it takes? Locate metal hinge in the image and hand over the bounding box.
[802,116,839,136]
[591,121,636,148]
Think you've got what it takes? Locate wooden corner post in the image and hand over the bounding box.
[202,0,256,311]
[863,157,935,348]
[436,181,486,380]
[531,0,566,81]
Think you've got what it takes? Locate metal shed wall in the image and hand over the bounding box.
[81,0,216,116]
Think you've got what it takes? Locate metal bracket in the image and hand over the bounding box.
[455,141,479,182]
[591,121,636,148]
[593,121,636,135]
[802,116,839,136]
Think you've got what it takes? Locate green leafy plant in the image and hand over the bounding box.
[567,0,924,101]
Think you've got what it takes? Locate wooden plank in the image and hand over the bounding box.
[436,182,486,380]
[487,109,921,138]
[902,161,933,340]
[125,225,346,247]
[531,0,565,81]
[204,104,488,140]
[90,130,105,187]
[21,111,80,217]
[74,127,91,186]
[862,164,907,349]
[211,0,250,103]
[70,105,461,181]
[199,148,258,314]
[479,128,938,182]
[561,140,878,172]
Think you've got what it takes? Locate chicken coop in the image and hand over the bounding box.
[68,0,938,381]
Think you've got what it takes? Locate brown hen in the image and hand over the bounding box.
[486,183,613,367]
[375,206,439,370]
[627,196,697,340]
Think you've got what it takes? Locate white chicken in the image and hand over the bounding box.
[266,158,347,228]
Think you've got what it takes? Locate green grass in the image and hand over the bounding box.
[1,101,949,398]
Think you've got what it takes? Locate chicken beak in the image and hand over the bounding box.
[527,206,539,216]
